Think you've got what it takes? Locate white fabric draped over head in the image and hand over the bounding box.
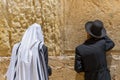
[6,23,48,80]
[19,23,44,63]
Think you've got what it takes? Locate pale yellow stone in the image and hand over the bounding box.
[0,0,120,80]
[64,0,120,51]
[0,0,61,56]
[1,55,120,80]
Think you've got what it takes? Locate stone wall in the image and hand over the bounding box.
[64,0,120,52]
[0,0,120,80]
[1,55,120,80]
[63,0,120,80]
[0,0,62,56]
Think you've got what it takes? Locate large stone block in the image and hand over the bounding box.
[0,0,62,56]
[0,57,10,80]
[63,0,120,52]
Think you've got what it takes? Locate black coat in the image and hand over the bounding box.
[39,45,52,76]
[74,36,115,80]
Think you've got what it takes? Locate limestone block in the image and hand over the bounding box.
[0,2,10,56]
[0,28,10,56]
[41,0,61,56]
[0,57,10,80]
[106,52,120,80]
[49,56,77,80]
[0,0,62,56]
[64,0,120,51]
[64,24,87,50]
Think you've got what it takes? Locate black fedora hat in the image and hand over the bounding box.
[85,20,106,38]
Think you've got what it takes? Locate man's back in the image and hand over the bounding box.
[76,38,107,72]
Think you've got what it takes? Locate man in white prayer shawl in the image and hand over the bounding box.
[6,23,52,80]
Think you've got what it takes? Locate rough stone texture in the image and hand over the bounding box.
[0,0,62,56]
[50,54,120,80]
[0,1,10,56]
[0,57,10,80]
[1,55,120,80]
[64,0,120,52]
[0,0,120,80]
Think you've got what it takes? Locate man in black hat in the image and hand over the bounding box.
[74,20,115,80]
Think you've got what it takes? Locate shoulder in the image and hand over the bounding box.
[11,43,20,55]
[95,39,106,47]
[12,43,20,50]
[42,45,47,48]
[42,44,48,51]
[76,44,85,51]
[42,45,47,49]
[98,39,106,43]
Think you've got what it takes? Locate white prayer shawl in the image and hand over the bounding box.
[6,23,48,80]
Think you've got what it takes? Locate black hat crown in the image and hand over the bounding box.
[85,20,106,38]
[90,20,103,36]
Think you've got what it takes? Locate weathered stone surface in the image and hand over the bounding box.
[0,28,10,56]
[64,0,120,51]
[0,0,119,55]
[0,57,10,80]
[106,52,120,80]
[0,1,10,56]
[1,54,120,80]
[0,0,120,80]
[0,0,62,56]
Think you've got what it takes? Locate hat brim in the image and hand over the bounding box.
[85,21,106,38]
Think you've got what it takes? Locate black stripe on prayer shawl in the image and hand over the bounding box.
[37,59,41,80]
[38,42,48,80]
[13,72,16,80]
[37,42,42,80]
[41,49,48,80]
[38,42,46,80]
[13,43,21,80]
[39,50,46,80]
